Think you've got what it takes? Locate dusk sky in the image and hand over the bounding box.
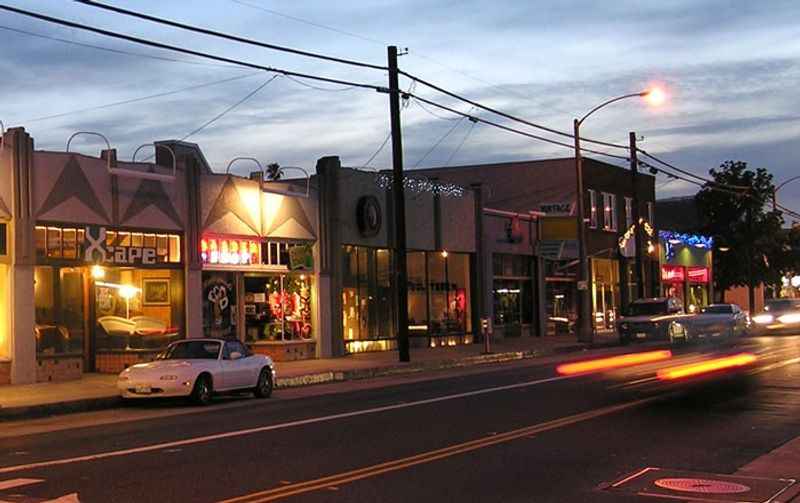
[1,1,799,209]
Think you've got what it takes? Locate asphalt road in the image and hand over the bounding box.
[1,336,800,503]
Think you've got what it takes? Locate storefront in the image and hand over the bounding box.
[492,253,533,338]
[659,230,713,313]
[201,235,316,360]
[591,257,619,330]
[33,224,184,374]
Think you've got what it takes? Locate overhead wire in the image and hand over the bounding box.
[0,23,247,69]
[74,0,388,71]
[400,71,629,150]
[638,149,751,190]
[0,3,384,92]
[21,72,262,123]
[413,115,467,168]
[446,118,477,166]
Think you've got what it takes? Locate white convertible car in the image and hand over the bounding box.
[117,338,275,405]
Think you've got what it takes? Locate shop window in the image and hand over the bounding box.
[34,266,85,356]
[169,235,181,263]
[243,273,313,342]
[265,241,293,267]
[343,246,396,346]
[0,223,6,256]
[647,201,655,226]
[46,227,62,258]
[202,271,237,339]
[94,268,183,352]
[407,251,428,334]
[625,197,633,228]
[588,190,598,229]
[35,226,46,259]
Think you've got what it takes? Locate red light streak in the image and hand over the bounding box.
[556,350,673,375]
[657,353,757,381]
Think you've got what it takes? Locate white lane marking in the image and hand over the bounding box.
[0,478,43,490]
[0,374,571,475]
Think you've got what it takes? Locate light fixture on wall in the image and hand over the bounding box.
[441,250,448,258]
[91,265,105,280]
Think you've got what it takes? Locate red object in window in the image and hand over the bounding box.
[661,265,685,282]
[687,266,709,283]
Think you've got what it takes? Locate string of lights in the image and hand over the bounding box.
[375,174,465,198]
[74,0,389,71]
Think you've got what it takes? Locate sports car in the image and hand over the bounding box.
[117,338,275,405]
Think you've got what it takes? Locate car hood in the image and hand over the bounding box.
[619,314,691,323]
[126,360,201,372]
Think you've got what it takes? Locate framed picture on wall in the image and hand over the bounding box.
[143,278,170,306]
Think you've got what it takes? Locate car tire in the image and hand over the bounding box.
[191,374,213,406]
[253,368,273,399]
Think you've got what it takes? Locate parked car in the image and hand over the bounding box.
[617,297,691,344]
[117,338,275,405]
[750,298,800,336]
[682,303,749,339]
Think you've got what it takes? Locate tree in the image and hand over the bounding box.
[696,161,784,312]
[266,162,282,181]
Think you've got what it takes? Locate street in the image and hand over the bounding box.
[0,336,797,502]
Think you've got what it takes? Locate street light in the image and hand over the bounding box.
[573,88,664,343]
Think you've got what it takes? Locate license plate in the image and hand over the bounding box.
[635,332,647,339]
[135,385,152,394]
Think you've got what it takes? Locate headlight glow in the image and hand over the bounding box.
[778,313,800,324]
[160,375,179,381]
[752,314,774,324]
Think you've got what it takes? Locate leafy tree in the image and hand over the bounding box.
[266,162,282,181]
[696,160,783,312]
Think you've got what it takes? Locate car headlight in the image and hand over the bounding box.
[752,314,774,324]
[778,313,800,324]
[160,375,179,381]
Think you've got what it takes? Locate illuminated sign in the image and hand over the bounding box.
[661,265,685,282]
[539,202,572,215]
[201,237,260,265]
[687,266,709,283]
[85,226,157,265]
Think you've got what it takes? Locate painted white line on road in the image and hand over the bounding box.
[0,478,43,490]
[0,374,572,475]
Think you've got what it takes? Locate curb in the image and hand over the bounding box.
[0,340,619,421]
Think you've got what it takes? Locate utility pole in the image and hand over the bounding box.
[630,132,646,299]
[573,119,593,343]
[388,45,410,362]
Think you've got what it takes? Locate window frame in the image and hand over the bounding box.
[601,192,617,232]
[588,190,598,229]
[624,197,633,229]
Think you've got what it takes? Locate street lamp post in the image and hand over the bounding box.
[573,90,663,343]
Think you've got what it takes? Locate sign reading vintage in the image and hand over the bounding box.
[84,226,158,265]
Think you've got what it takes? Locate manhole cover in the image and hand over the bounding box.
[654,478,750,494]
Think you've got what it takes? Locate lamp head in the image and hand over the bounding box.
[643,87,666,106]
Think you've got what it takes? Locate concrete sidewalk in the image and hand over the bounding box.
[0,333,617,420]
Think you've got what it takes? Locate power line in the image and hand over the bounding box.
[283,74,360,92]
[360,132,392,169]
[0,24,246,69]
[399,71,629,151]
[0,3,384,92]
[407,92,629,162]
[638,149,751,190]
[446,119,477,166]
[75,0,388,71]
[176,75,279,143]
[22,72,262,123]
[413,116,467,168]
[412,99,462,121]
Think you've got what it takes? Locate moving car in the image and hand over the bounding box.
[617,297,690,344]
[117,338,275,405]
[683,303,749,339]
[750,298,800,336]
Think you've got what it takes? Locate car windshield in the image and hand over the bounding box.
[702,305,733,314]
[628,302,668,316]
[765,299,799,312]
[161,341,221,360]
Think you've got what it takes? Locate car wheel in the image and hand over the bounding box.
[253,368,273,399]
[191,374,213,406]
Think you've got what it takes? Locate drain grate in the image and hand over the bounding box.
[605,467,796,503]
[654,478,750,494]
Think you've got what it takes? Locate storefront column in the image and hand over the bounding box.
[8,128,36,383]
[534,256,547,337]
[316,156,343,357]
[184,155,204,339]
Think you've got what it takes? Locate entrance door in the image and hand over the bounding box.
[59,269,87,369]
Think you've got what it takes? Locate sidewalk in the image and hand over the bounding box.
[0,333,618,420]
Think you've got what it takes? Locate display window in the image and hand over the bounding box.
[591,258,619,330]
[244,274,313,343]
[202,271,237,339]
[342,246,395,346]
[492,253,533,336]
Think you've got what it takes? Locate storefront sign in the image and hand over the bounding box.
[356,196,382,237]
[84,226,157,265]
[201,237,260,265]
[687,266,709,283]
[539,202,572,215]
[661,265,685,282]
[289,244,314,271]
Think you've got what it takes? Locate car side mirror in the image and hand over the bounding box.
[230,351,243,360]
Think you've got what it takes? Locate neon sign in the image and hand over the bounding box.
[659,230,714,261]
[201,237,260,265]
[687,266,709,283]
[661,265,685,282]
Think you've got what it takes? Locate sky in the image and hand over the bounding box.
[1,1,799,210]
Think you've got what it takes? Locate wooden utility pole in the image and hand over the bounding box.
[630,132,646,299]
[388,46,410,362]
